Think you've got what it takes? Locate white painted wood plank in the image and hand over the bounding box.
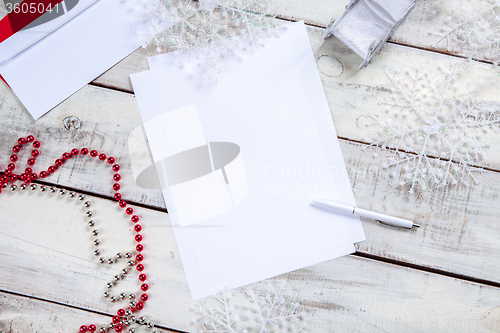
[0,189,499,332]
[1,69,499,283]
[0,292,175,333]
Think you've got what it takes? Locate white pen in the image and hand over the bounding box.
[311,198,420,229]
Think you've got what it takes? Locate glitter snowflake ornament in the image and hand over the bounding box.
[363,61,500,192]
[192,281,306,332]
[430,0,500,63]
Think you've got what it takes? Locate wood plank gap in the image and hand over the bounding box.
[337,136,500,174]
[352,252,500,289]
[0,289,187,333]
[33,179,169,213]
[90,81,134,94]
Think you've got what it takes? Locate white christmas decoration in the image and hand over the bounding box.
[192,281,306,332]
[430,0,500,63]
[362,61,500,193]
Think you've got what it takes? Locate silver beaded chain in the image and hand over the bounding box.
[3,183,158,333]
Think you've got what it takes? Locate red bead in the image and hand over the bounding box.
[27,158,35,166]
[8,163,15,171]
[99,153,106,161]
[117,308,125,316]
[115,324,123,332]
[31,173,37,180]
[26,135,34,142]
[112,316,121,324]
[139,274,147,281]
[55,159,63,166]
[107,157,115,164]
[140,283,148,291]
[48,166,56,173]
[114,193,122,201]
[127,306,136,314]
[140,293,148,302]
[31,150,39,157]
[0,176,7,183]
[40,171,48,178]
[119,200,126,208]
[18,138,26,145]
[126,207,133,215]
[112,164,120,172]
[80,325,88,332]
[136,302,144,310]
[90,150,98,157]
[136,244,143,252]
[113,183,120,191]
[12,145,20,153]
[134,224,142,232]
[131,215,139,223]
[88,325,96,332]
[10,175,16,181]
[33,141,40,148]
[81,148,89,155]
[135,234,142,242]
[113,174,121,181]
[10,155,17,162]
[136,254,143,262]
[136,264,144,272]
[4,170,11,176]
[71,148,79,156]
[25,167,32,174]
[62,152,71,160]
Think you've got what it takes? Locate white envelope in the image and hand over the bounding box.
[131,22,365,299]
[0,0,146,119]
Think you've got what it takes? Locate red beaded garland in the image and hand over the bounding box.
[0,135,152,332]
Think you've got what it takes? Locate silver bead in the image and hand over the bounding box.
[99,257,105,264]
[92,230,99,236]
[78,194,85,200]
[69,192,76,198]
[120,292,127,299]
[103,291,110,298]
[127,260,135,266]
[40,185,46,192]
[108,258,114,264]
[125,252,132,258]
[146,322,154,329]
[86,211,93,217]
[106,282,114,288]
[88,220,95,227]
[94,239,100,246]
[20,184,27,191]
[122,268,129,275]
[109,323,115,329]
[84,201,91,207]
[129,328,135,333]
[99,328,106,333]
[49,187,56,193]
[138,317,146,325]
[30,184,37,191]
[130,301,137,307]
[125,311,132,317]
[114,275,121,282]
[2,183,7,188]
[116,253,123,259]
[130,316,136,323]
[94,249,100,256]
[59,189,66,196]
[110,296,117,303]
[128,294,135,300]
[10,185,17,191]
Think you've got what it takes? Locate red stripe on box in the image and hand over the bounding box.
[0,0,64,43]
[0,74,11,88]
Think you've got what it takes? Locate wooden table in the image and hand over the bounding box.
[1,0,500,332]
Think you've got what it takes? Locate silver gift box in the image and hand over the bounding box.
[324,0,417,69]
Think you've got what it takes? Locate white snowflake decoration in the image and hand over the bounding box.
[363,61,500,192]
[430,0,500,63]
[192,281,306,333]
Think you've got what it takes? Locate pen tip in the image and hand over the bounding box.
[413,223,420,228]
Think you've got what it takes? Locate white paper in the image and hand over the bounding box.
[131,22,365,299]
[0,0,100,63]
[0,0,146,119]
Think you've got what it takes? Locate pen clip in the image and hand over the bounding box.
[375,220,420,229]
